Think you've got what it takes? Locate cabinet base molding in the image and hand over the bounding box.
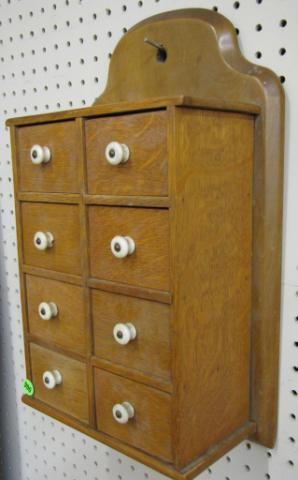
[22,395,256,480]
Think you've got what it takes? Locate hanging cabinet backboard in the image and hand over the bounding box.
[6,9,284,480]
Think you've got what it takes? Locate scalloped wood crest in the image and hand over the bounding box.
[96,8,285,450]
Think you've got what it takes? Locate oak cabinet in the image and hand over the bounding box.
[7,8,284,480]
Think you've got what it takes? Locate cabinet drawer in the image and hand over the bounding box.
[85,111,168,196]
[26,275,87,356]
[17,122,80,193]
[94,369,173,462]
[92,290,171,380]
[30,343,89,423]
[88,207,170,291]
[21,203,81,275]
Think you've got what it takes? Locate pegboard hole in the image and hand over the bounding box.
[288,460,295,467]
[255,51,262,59]
[213,6,218,12]
[234,2,240,9]
[289,436,295,443]
[255,24,262,31]
[265,475,271,479]
[279,48,286,56]
[280,19,287,27]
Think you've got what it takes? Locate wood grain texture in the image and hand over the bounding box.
[16,121,79,193]
[94,368,173,462]
[93,8,284,447]
[8,7,285,473]
[18,192,80,204]
[30,343,89,423]
[88,206,170,291]
[6,96,259,127]
[26,274,87,356]
[91,356,172,393]
[76,116,96,427]
[85,194,170,208]
[88,277,172,304]
[9,126,32,377]
[22,265,83,286]
[21,202,81,275]
[92,289,171,380]
[170,108,254,468]
[86,111,168,196]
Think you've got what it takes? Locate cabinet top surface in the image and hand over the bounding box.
[6,95,260,127]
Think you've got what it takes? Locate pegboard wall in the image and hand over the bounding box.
[0,1,296,479]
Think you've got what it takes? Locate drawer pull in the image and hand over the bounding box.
[113,323,137,345]
[33,231,54,251]
[111,235,135,258]
[38,302,58,321]
[42,370,62,390]
[105,141,130,165]
[30,144,51,165]
[112,401,135,424]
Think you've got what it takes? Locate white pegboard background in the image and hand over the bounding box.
[0,1,296,479]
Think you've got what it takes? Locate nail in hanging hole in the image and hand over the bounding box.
[144,37,167,63]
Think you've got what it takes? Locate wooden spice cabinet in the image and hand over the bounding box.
[7,9,284,480]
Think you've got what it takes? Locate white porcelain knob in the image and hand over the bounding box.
[33,231,54,251]
[112,402,135,424]
[42,370,62,389]
[111,236,135,258]
[38,302,58,321]
[30,144,51,165]
[113,323,137,345]
[105,141,130,165]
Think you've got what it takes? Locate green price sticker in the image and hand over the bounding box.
[22,379,34,397]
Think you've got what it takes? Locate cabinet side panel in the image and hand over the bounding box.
[171,108,254,468]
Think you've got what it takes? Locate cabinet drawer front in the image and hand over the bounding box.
[30,343,88,423]
[17,122,80,193]
[92,290,171,380]
[89,207,170,291]
[85,111,168,196]
[95,369,173,462]
[26,275,87,356]
[22,203,81,275]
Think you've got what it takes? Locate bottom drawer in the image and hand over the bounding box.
[94,368,173,462]
[30,343,89,423]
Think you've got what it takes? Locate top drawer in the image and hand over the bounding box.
[85,111,168,196]
[16,121,80,193]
